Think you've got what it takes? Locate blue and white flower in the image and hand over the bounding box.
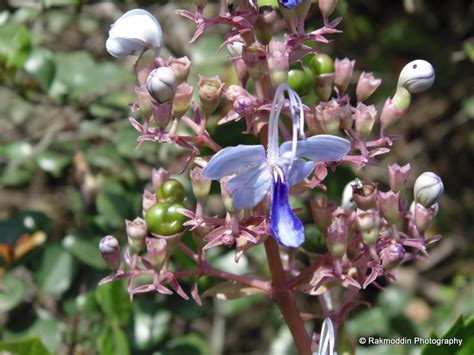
[203,84,350,248]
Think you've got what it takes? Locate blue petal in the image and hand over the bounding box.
[287,159,314,186]
[279,0,303,9]
[270,175,305,248]
[203,145,266,180]
[228,162,272,209]
[280,135,351,162]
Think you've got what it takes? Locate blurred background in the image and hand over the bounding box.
[0,0,473,354]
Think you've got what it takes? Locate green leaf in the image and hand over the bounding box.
[0,271,28,312]
[49,51,133,102]
[0,23,31,69]
[421,315,474,355]
[133,301,171,350]
[35,151,71,177]
[95,189,133,229]
[23,48,56,91]
[377,287,410,317]
[0,337,50,355]
[62,232,108,270]
[98,324,130,355]
[95,280,132,326]
[163,334,210,355]
[0,210,50,246]
[0,167,33,186]
[36,243,76,295]
[4,141,34,162]
[4,316,62,353]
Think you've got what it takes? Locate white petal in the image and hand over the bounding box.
[107,9,162,57]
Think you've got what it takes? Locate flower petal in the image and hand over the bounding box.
[270,175,305,248]
[109,9,162,49]
[280,135,351,162]
[228,163,271,209]
[287,159,314,186]
[203,145,266,180]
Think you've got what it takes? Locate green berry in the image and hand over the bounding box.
[288,66,315,96]
[309,53,335,76]
[156,179,185,203]
[145,202,187,236]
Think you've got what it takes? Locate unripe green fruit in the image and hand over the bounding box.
[145,202,187,236]
[156,179,185,203]
[309,53,335,75]
[288,67,315,96]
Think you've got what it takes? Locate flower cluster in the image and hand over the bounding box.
[100,3,442,354]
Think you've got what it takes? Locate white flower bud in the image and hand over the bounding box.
[146,67,177,103]
[397,60,435,94]
[341,178,360,211]
[106,9,163,58]
[414,172,444,207]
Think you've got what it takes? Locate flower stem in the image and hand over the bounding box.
[264,237,312,355]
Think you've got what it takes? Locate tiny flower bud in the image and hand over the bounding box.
[388,163,411,192]
[99,235,121,272]
[126,217,148,253]
[338,102,353,130]
[167,56,191,84]
[146,67,177,104]
[255,7,276,45]
[233,95,254,116]
[414,172,444,207]
[380,97,404,130]
[356,71,381,102]
[135,84,153,118]
[151,100,173,129]
[146,238,167,269]
[152,168,170,190]
[313,73,335,101]
[198,75,224,116]
[268,40,289,86]
[378,191,400,223]
[356,209,380,246]
[353,103,377,138]
[327,211,349,257]
[173,82,193,119]
[143,189,156,212]
[227,40,243,58]
[319,0,337,18]
[352,181,378,210]
[413,202,436,232]
[380,242,405,270]
[190,167,212,200]
[397,60,435,94]
[315,99,341,135]
[225,85,249,102]
[242,42,268,80]
[310,196,337,234]
[106,9,163,58]
[334,58,355,93]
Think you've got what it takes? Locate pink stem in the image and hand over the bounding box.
[264,238,312,355]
